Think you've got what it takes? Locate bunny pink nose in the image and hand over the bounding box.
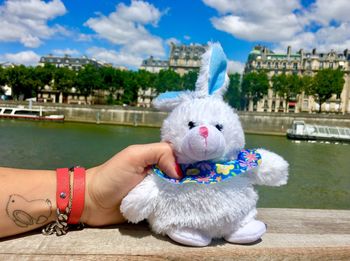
[199,126,209,138]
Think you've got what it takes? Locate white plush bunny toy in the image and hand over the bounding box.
[121,43,289,247]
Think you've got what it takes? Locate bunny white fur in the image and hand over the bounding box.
[121,43,288,246]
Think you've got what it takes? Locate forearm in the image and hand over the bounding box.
[0,167,56,238]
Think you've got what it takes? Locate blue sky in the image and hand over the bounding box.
[0,0,349,73]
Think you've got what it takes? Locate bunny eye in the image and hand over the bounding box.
[188,121,196,129]
[215,124,223,131]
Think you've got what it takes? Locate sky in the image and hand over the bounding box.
[0,0,350,73]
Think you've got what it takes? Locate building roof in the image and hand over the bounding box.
[39,55,104,68]
[248,45,350,62]
[170,43,207,60]
[141,56,169,67]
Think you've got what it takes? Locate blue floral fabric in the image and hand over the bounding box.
[153,149,262,184]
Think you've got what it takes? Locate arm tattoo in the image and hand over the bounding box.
[6,194,52,228]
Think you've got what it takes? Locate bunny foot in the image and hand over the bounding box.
[224,219,266,244]
[167,227,211,247]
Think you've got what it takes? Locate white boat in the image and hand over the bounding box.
[287,120,350,143]
[0,106,64,121]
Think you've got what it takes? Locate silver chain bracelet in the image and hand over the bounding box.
[42,206,70,236]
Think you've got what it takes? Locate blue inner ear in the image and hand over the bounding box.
[208,45,227,95]
[157,91,183,101]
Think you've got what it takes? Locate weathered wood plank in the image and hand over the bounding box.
[1,208,350,260]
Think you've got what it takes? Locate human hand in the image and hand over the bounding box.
[81,142,181,226]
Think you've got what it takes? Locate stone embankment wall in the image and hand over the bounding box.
[2,101,350,135]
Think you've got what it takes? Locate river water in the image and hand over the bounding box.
[0,119,349,210]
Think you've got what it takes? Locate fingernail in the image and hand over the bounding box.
[175,163,183,178]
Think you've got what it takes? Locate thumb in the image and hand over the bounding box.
[129,142,182,179]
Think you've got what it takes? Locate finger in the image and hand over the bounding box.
[125,143,182,179]
[157,145,183,179]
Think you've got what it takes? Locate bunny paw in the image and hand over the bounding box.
[224,219,266,244]
[167,227,212,247]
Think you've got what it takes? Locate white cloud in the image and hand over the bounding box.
[184,35,191,40]
[228,60,244,74]
[77,33,94,42]
[53,48,80,56]
[0,0,67,48]
[306,0,350,25]
[204,0,302,42]
[86,47,143,68]
[276,23,350,53]
[1,51,40,65]
[84,0,166,64]
[203,0,350,53]
[116,0,163,25]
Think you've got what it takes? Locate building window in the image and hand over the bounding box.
[257,62,261,69]
[263,100,268,112]
[275,63,278,69]
[329,62,333,68]
[283,63,286,69]
[267,62,271,69]
[306,61,311,69]
[320,62,324,69]
[293,63,298,69]
[303,100,309,110]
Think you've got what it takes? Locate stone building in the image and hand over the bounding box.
[38,55,105,71]
[168,43,206,76]
[37,55,113,104]
[137,88,157,108]
[244,45,350,114]
[140,43,207,76]
[139,43,207,107]
[140,56,169,73]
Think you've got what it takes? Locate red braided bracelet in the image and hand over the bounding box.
[68,167,86,224]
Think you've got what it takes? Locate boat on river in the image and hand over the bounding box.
[287,120,350,143]
[0,106,64,121]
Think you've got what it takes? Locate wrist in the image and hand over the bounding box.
[80,166,97,225]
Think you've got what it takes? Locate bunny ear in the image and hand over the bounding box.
[195,42,229,97]
[152,91,190,111]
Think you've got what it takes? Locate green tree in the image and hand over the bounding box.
[225,73,241,109]
[181,70,198,91]
[76,64,102,103]
[0,67,6,95]
[5,65,34,100]
[100,66,118,104]
[54,67,76,93]
[120,70,138,105]
[271,73,303,109]
[299,75,313,92]
[155,69,182,93]
[135,69,156,90]
[34,64,55,91]
[241,71,269,110]
[307,69,345,112]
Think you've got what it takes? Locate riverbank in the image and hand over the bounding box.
[1,101,350,135]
